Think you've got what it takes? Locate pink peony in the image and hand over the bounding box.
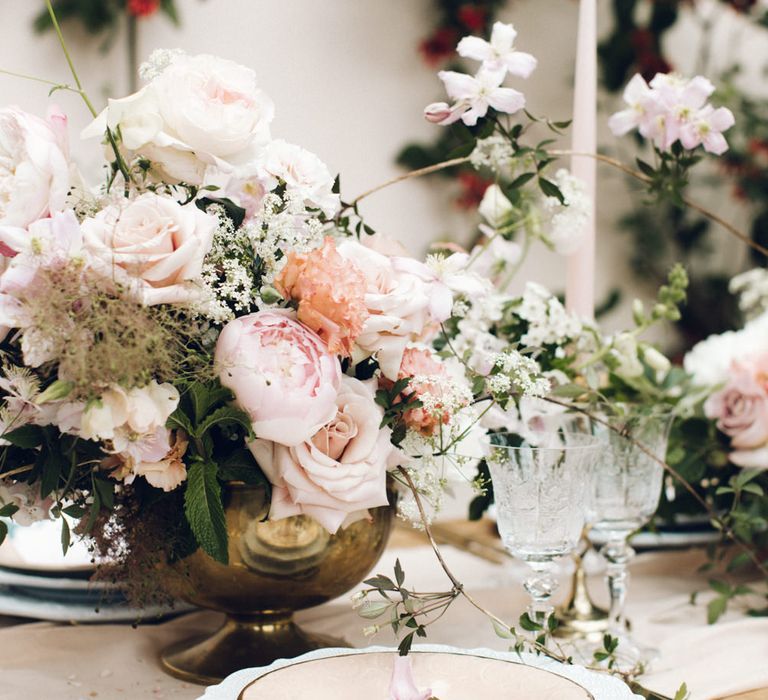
[275,237,368,358]
[389,656,433,700]
[249,376,392,533]
[215,311,341,447]
[705,357,768,468]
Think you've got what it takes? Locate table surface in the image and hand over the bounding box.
[0,519,766,700]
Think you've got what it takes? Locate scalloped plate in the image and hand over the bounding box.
[200,646,643,700]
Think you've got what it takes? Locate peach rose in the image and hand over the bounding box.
[249,376,393,533]
[81,192,216,306]
[275,237,367,357]
[215,310,341,446]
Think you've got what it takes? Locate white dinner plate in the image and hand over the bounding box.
[0,583,193,623]
[199,645,643,700]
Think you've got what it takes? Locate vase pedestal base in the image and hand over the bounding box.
[160,613,348,685]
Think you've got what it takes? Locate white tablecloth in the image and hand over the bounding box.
[0,545,765,700]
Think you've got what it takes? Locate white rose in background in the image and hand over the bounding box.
[0,107,69,232]
[478,184,513,228]
[337,240,441,380]
[83,52,274,184]
[249,376,393,534]
[684,312,768,386]
[258,139,340,217]
[81,192,216,306]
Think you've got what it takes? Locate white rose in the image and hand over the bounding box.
[249,376,393,534]
[0,107,69,231]
[83,53,274,184]
[337,240,435,380]
[81,192,216,306]
[258,139,340,217]
[478,184,513,228]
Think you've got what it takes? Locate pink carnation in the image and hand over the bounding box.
[275,237,368,358]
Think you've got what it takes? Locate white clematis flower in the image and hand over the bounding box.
[457,21,538,78]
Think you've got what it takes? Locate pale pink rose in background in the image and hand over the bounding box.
[388,656,433,700]
[249,376,392,534]
[215,311,341,446]
[391,347,452,436]
[0,107,70,231]
[704,359,768,450]
[275,237,368,358]
[83,53,274,184]
[81,193,216,306]
[337,240,441,380]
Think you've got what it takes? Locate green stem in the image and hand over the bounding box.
[45,0,97,118]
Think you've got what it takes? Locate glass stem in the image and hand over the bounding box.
[523,562,557,633]
[601,537,635,634]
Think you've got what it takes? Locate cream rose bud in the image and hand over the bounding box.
[0,107,70,231]
[215,311,342,447]
[81,192,216,306]
[478,184,513,228]
[82,53,274,184]
[249,376,393,534]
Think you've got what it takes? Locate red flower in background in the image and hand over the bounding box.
[630,29,672,82]
[419,27,459,65]
[127,0,161,17]
[458,5,486,31]
[456,171,492,209]
[724,0,757,12]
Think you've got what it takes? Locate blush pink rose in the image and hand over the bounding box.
[248,376,392,533]
[81,192,216,306]
[215,310,341,446]
[704,359,768,451]
[275,237,367,358]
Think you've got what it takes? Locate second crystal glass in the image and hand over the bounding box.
[486,431,604,634]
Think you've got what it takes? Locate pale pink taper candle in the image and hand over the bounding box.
[566,0,597,320]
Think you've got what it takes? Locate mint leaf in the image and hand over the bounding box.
[3,425,44,449]
[198,405,253,438]
[184,459,229,564]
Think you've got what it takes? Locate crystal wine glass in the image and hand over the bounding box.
[587,410,675,669]
[486,431,604,636]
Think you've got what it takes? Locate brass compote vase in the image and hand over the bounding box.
[159,482,394,684]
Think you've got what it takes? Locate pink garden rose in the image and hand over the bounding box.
[81,192,216,306]
[0,107,70,232]
[705,357,768,469]
[275,237,368,358]
[215,310,341,446]
[249,376,392,533]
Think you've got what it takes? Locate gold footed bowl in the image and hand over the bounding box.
[159,482,394,685]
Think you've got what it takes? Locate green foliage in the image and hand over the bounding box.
[184,458,228,564]
[375,378,423,447]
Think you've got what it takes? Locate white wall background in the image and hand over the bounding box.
[1,0,766,339]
